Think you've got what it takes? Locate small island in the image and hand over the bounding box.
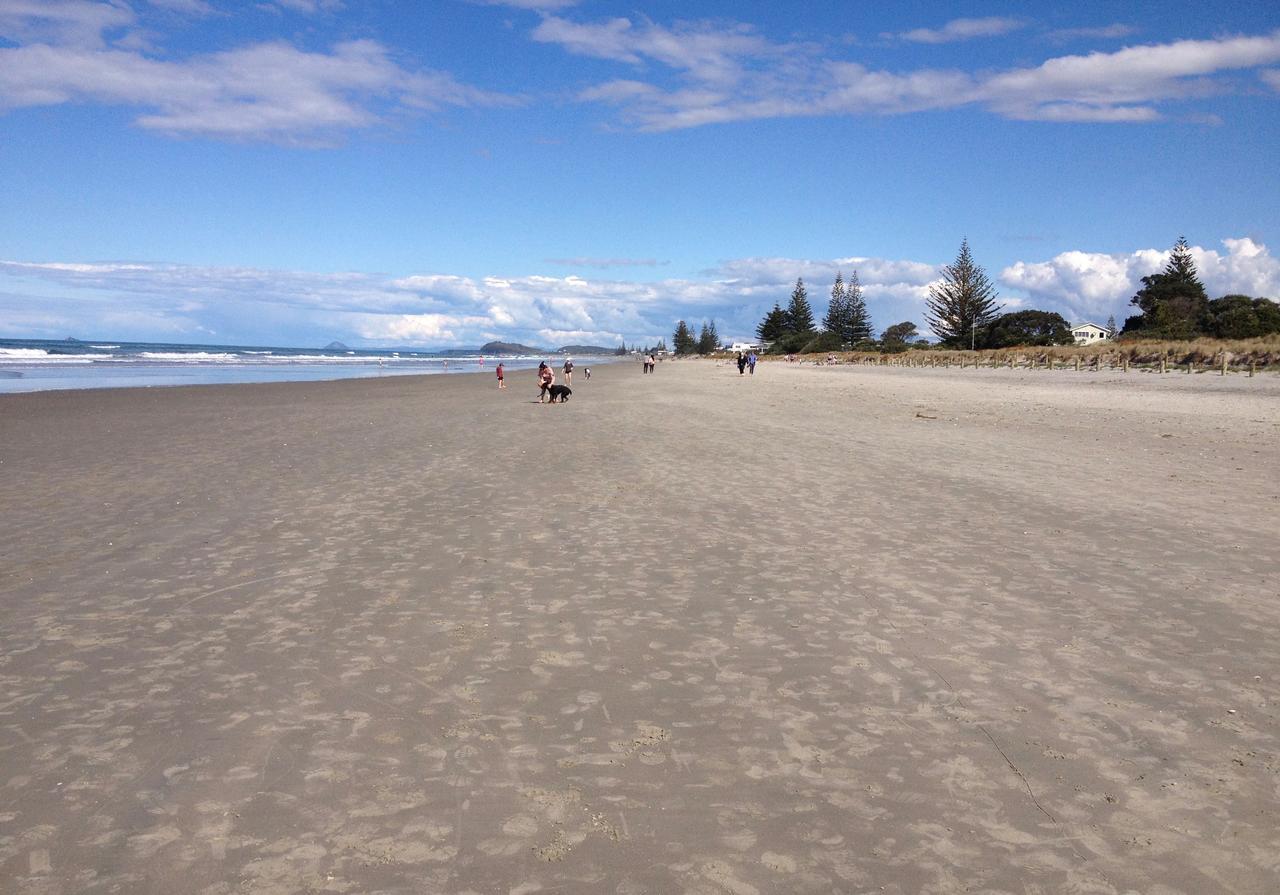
[478,340,547,355]
[324,341,350,351]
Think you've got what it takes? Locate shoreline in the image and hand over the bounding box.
[2,361,1278,893]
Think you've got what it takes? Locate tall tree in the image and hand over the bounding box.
[785,278,816,334]
[823,272,847,338]
[783,277,814,335]
[672,320,697,356]
[1123,236,1209,339]
[1105,314,1117,338]
[697,319,720,354]
[925,239,1002,348]
[845,270,873,343]
[756,302,788,343]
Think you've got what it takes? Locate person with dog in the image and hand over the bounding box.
[563,357,574,386]
[538,362,555,403]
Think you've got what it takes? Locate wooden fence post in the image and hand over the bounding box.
[1075,357,1081,372]
[1221,353,1228,376]
[1122,356,1129,373]
[1160,357,1167,374]
[1250,361,1256,377]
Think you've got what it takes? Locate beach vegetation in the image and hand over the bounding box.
[980,310,1075,348]
[672,320,697,356]
[925,239,1002,349]
[800,331,845,354]
[697,319,720,354]
[1122,236,1209,339]
[757,303,788,344]
[785,278,817,334]
[823,270,873,347]
[1200,295,1280,339]
[880,321,918,352]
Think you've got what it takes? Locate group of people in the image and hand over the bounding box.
[511,357,586,402]
[641,353,658,374]
[735,350,758,375]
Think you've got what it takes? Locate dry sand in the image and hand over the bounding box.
[2,360,1278,894]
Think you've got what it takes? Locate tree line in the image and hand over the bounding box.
[670,237,1277,357]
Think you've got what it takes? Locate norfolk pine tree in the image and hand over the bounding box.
[756,303,788,343]
[785,278,816,334]
[845,270,873,343]
[1122,236,1209,339]
[672,320,697,355]
[925,239,1002,348]
[823,272,847,340]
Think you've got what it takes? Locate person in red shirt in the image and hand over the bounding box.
[496,362,505,388]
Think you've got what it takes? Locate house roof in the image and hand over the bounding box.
[1071,322,1108,333]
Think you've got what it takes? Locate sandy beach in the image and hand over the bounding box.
[2,360,1278,894]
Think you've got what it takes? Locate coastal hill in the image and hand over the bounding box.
[324,341,350,351]
[479,340,546,355]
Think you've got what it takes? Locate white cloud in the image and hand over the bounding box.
[0,5,514,143]
[1045,24,1137,44]
[898,17,1025,45]
[545,257,664,268]
[0,0,134,47]
[549,16,1280,130]
[4,239,1275,346]
[1000,238,1280,322]
[271,0,344,13]
[470,0,580,10]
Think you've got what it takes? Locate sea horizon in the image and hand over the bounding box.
[0,337,619,395]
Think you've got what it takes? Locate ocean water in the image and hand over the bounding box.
[0,338,611,394]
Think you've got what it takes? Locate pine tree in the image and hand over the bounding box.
[756,303,788,343]
[1105,314,1117,338]
[925,239,1002,348]
[823,272,847,338]
[785,278,815,334]
[673,321,696,356]
[845,270,873,343]
[697,320,719,354]
[1123,236,1209,338]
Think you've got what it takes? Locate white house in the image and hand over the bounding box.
[1071,322,1110,345]
[728,342,759,352]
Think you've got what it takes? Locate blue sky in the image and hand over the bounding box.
[2,0,1279,348]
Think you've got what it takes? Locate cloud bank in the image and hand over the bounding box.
[542,15,1280,130]
[5,239,1275,347]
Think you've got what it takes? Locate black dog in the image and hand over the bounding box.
[546,384,572,403]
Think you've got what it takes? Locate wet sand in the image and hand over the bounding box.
[2,361,1278,894]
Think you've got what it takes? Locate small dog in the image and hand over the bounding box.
[546,384,572,403]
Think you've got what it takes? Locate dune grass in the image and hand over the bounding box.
[768,335,1280,370]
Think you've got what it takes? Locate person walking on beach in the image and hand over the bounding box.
[495,362,505,389]
[736,351,747,375]
[563,357,574,386]
[538,361,555,402]
[747,351,757,375]
[648,353,657,373]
